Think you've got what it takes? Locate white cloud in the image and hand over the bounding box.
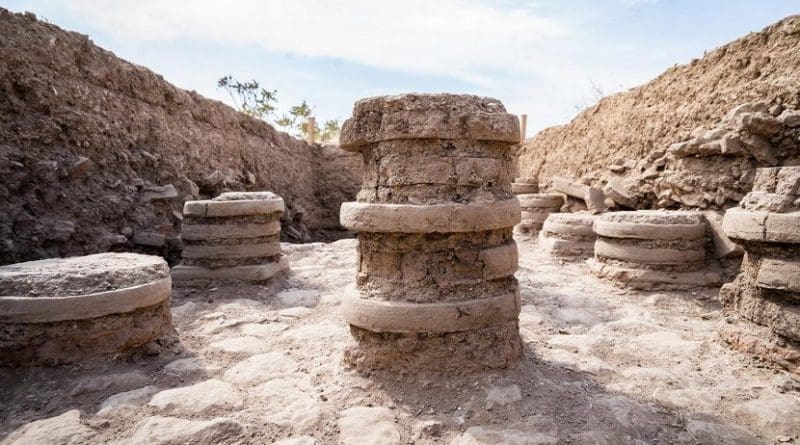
[61,0,569,85]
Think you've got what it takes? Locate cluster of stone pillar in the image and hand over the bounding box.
[172,192,288,283]
[0,253,173,365]
[720,166,800,372]
[539,213,598,259]
[588,211,720,289]
[514,193,564,237]
[338,93,523,370]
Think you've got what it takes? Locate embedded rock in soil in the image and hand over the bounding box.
[338,406,401,445]
[0,253,174,366]
[1,410,94,445]
[126,416,245,445]
[147,379,243,414]
[339,93,522,372]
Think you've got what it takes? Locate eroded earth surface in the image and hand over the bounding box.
[2,237,799,444]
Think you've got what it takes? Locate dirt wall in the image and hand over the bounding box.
[0,9,361,265]
[516,14,800,205]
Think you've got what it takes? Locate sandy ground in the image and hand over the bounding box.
[1,237,799,444]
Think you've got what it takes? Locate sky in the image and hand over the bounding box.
[3,0,799,134]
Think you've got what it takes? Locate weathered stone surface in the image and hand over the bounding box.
[1,410,94,445]
[183,196,284,218]
[591,211,717,289]
[340,94,521,371]
[0,253,173,365]
[757,259,800,292]
[180,220,281,240]
[340,200,520,234]
[454,426,557,445]
[222,352,298,386]
[539,213,597,259]
[127,416,244,445]
[338,406,400,445]
[208,336,269,355]
[96,386,159,417]
[251,377,321,431]
[148,379,243,414]
[517,194,564,209]
[511,183,538,194]
[701,210,744,258]
[339,93,520,150]
[171,259,288,282]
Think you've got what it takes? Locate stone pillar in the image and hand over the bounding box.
[513,193,564,237]
[588,210,721,289]
[720,166,800,373]
[0,253,174,366]
[539,213,597,259]
[172,191,288,283]
[338,93,522,371]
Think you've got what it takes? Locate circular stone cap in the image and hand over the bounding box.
[0,253,171,323]
[339,93,521,151]
[594,211,706,240]
[183,192,285,217]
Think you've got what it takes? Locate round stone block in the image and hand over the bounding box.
[539,213,597,259]
[722,208,800,244]
[588,259,721,290]
[517,193,564,209]
[180,220,281,241]
[594,211,706,240]
[183,193,284,218]
[340,93,520,151]
[171,258,288,283]
[511,183,538,194]
[340,199,520,234]
[0,253,174,365]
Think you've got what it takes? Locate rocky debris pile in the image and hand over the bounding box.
[588,211,721,289]
[720,166,800,373]
[602,102,800,211]
[511,177,538,194]
[538,213,598,259]
[517,15,800,201]
[514,193,564,237]
[551,176,607,212]
[338,93,523,371]
[0,9,361,266]
[0,253,174,365]
[171,192,288,283]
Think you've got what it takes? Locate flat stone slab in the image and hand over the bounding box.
[183,196,285,218]
[343,290,521,333]
[722,208,800,244]
[595,239,705,265]
[338,406,401,445]
[517,193,564,209]
[340,199,520,233]
[542,213,597,237]
[181,220,281,240]
[127,416,244,445]
[757,259,800,292]
[181,241,281,260]
[0,253,170,323]
[172,259,288,282]
[511,183,538,194]
[588,259,721,289]
[339,93,520,151]
[148,379,243,414]
[594,211,706,240]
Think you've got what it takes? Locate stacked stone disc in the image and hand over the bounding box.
[0,253,173,366]
[588,211,720,289]
[172,191,288,283]
[514,193,564,237]
[720,166,800,373]
[338,93,522,371]
[511,177,538,194]
[539,213,598,259]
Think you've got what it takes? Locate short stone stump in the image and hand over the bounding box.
[514,193,564,237]
[172,191,288,283]
[339,93,522,372]
[588,211,720,289]
[0,253,173,366]
[538,213,597,259]
[720,166,800,373]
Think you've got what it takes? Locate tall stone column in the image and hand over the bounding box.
[338,93,523,371]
